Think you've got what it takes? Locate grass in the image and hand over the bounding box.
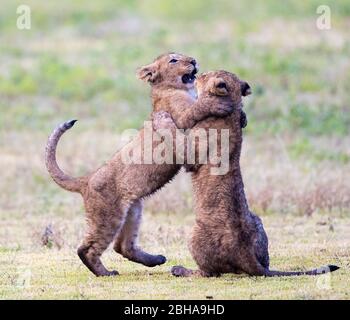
[0,212,349,299]
[0,0,350,299]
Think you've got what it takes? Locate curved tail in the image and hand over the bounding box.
[45,120,87,194]
[265,264,339,277]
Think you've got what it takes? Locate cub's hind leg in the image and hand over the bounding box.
[77,201,127,277]
[114,200,166,267]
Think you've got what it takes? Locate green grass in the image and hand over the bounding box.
[288,137,350,164]
[0,0,350,299]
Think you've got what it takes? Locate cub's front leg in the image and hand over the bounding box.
[151,111,204,172]
[171,95,234,130]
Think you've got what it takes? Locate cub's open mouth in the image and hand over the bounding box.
[182,68,198,84]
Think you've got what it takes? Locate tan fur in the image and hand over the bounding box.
[45,53,234,276]
[154,71,339,278]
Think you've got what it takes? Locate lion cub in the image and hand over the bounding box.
[154,71,339,277]
[45,53,234,276]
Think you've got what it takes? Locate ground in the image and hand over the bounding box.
[0,210,349,299]
[0,0,350,299]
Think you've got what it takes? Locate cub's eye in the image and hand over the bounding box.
[169,59,178,63]
[217,82,227,89]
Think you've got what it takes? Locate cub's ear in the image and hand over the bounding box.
[136,63,159,83]
[209,77,229,96]
[240,81,252,96]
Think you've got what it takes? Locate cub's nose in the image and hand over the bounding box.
[190,59,197,66]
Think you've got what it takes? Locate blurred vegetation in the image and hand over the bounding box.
[0,0,349,211]
[0,0,349,142]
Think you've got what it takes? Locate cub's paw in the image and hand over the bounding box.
[210,102,234,117]
[152,111,175,131]
[240,110,248,128]
[157,255,167,265]
[97,270,119,277]
[171,265,191,277]
[147,254,167,267]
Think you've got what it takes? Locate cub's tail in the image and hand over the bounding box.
[265,264,339,277]
[45,120,87,194]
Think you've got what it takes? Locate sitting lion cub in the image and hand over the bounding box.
[154,70,339,277]
[45,53,234,277]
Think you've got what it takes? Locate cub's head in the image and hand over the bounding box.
[196,70,251,105]
[137,53,198,90]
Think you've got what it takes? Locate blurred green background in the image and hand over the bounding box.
[1,0,349,139]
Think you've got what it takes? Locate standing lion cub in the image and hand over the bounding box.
[45,53,234,276]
